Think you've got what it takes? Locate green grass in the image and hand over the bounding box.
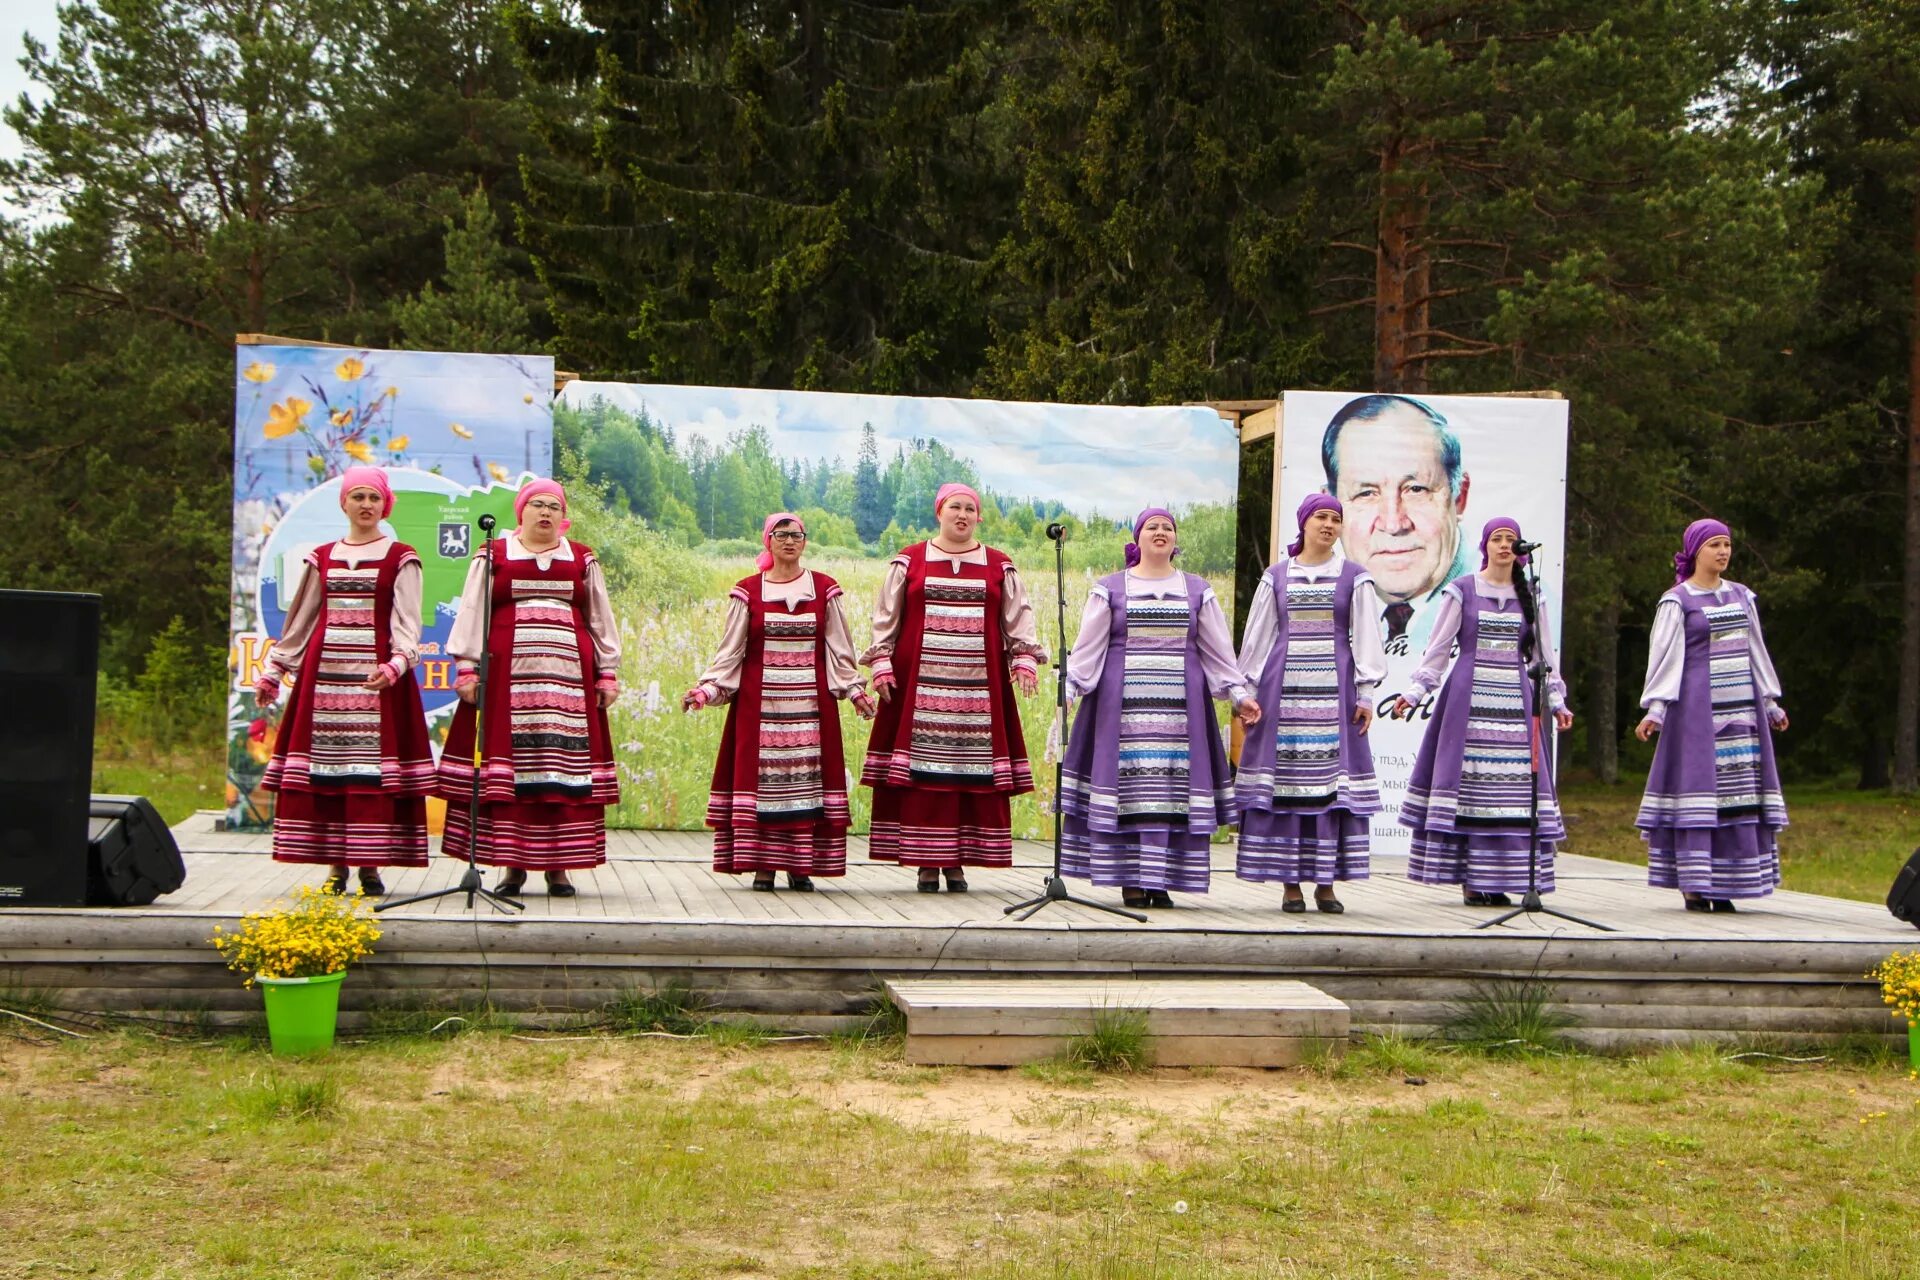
[1063,1004,1154,1073]
[91,743,225,826]
[1,1031,1916,1277]
[1440,977,1578,1056]
[1561,780,1919,903]
[603,980,707,1036]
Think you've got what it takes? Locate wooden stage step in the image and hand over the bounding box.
[886,978,1352,1067]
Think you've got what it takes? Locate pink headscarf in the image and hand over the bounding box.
[338,465,394,518]
[1674,518,1731,584]
[757,511,805,572]
[514,478,571,534]
[934,482,982,518]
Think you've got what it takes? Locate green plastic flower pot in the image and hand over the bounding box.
[257,971,346,1055]
[1910,1021,1919,1071]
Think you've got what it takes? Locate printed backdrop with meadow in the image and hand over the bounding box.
[558,382,1242,837]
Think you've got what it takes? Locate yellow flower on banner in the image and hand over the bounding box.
[264,397,312,439]
[242,362,275,383]
[487,462,509,481]
[523,393,534,404]
[344,440,374,463]
[336,357,367,382]
[387,435,410,453]
[385,386,399,399]
[449,422,473,440]
[330,409,353,427]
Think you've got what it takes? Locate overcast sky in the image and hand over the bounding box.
[0,0,60,162]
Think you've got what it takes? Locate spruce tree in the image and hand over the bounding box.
[513,1,1015,391]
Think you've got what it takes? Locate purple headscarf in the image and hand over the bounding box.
[1125,507,1178,568]
[1288,493,1344,557]
[1673,518,1731,584]
[1478,516,1529,569]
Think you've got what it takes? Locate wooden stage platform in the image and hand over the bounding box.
[4,813,1914,1048]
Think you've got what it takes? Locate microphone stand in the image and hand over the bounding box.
[380,512,524,915]
[1006,523,1147,923]
[1477,543,1611,932]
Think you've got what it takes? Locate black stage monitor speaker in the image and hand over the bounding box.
[0,590,100,906]
[87,795,186,906]
[1889,848,1920,929]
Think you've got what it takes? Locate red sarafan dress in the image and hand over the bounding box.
[860,542,1045,867]
[695,570,866,877]
[261,538,433,866]
[435,534,621,869]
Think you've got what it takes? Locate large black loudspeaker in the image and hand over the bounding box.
[0,590,101,906]
[88,795,185,905]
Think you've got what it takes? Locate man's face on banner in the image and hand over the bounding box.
[1330,403,1469,603]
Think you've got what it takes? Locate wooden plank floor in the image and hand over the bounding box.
[137,812,1916,944]
[4,813,1913,1046]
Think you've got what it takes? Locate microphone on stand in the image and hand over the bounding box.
[1046,522,1068,541]
[478,513,497,533]
[1513,538,1542,556]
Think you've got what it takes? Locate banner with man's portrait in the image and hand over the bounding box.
[1276,391,1569,857]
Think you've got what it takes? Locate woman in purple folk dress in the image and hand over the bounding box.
[1392,518,1574,907]
[1234,495,1385,914]
[1633,519,1788,912]
[1058,509,1256,909]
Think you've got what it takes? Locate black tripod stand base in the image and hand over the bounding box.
[375,866,527,915]
[1003,875,1148,923]
[1473,891,1613,932]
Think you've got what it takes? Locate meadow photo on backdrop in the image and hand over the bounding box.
[556,381,1242,834]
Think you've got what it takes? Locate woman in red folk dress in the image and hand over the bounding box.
[861,482,1045,892]
[435,479,621,897]
[683,512,876,892]
[255,465,433,895]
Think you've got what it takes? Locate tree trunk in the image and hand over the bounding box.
[1894,190,1920,793]
[1585,595,1620,784]
[1373,142,1428,393]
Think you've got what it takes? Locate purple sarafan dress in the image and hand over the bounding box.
[1398,572,1568,893]
[1233,556,1385,884]
[1057,570,1245,893]
[1636,580,1787,899]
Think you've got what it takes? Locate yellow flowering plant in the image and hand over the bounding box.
[1867,951,1920,1024]
[211,886,382,987]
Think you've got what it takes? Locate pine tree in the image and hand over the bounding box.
[395,188,532,352]
[513,1,1015,390]
[853,423,889,541]
[979,0,1325,405]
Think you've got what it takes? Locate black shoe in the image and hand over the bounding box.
[1484,893,1513,907]
[1463,891,1491,907]
[1314,894,1345,915]
[1281,897,1308,914]
[546,873,578,898]
[1710,898,1737,913]
[1122,888,1150,909]
[1145,890,1174,908]
[786,874,814,892]
[943,875,970,894]
[1683,896,1712,912]
[917,872,941,894]
[751,875,776,892]
[496,871,527,897]
[321,871,348,895]
[357,870,385,897]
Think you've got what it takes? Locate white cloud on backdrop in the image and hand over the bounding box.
[560,382,1241,518]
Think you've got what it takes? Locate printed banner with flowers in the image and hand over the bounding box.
[228,343,554,831]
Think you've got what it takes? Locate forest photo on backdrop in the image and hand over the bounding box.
[556,382,1239,833]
